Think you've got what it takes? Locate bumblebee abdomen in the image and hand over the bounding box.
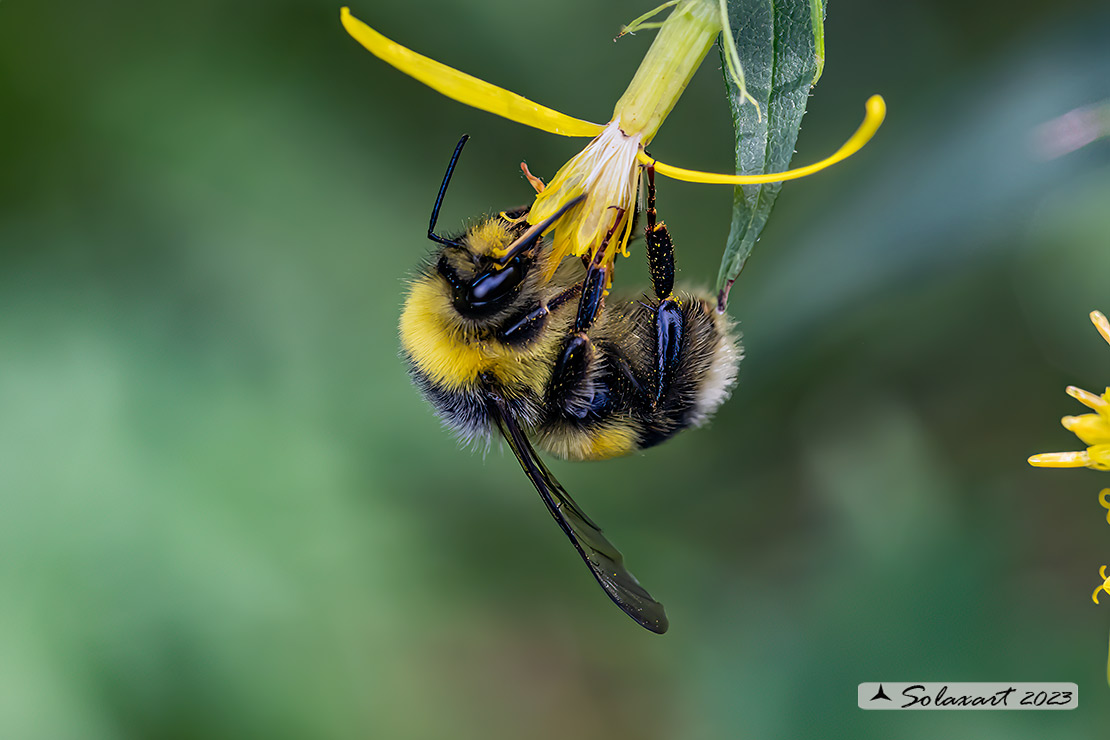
[534,292,740,461]
[535,419,641,462]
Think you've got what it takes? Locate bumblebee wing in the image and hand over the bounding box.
[487,396,669,634]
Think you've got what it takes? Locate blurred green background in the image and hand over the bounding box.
[3,0,1110,737]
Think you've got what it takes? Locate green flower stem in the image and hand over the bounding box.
[612,0,722,143]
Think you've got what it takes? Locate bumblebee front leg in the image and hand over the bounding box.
[497,282,583,345]
[644,166,683,407]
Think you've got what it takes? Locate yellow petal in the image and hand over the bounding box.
[639,94,886,184]
[340,8,604,138]
[1067,385,1108,412]
[1092,311,1110,347]
[1062,414,1110,446]
[1028,451,1091,468]
[1088,444,1110,471]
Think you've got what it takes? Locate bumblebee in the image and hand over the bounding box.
[399,136,740,633]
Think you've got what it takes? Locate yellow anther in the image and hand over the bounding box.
[520,162,546,194]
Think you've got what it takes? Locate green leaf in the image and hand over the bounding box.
[716,0,825,308]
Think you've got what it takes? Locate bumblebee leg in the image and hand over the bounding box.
[644,166,675,302]
[574,262,608,334]
[570,204,628,334]
[652,301,684,407]
[545,257,611,417]
[549,271,609,418]
[629,294,737,451]
[644,167,683,404]
[497,283,583,345]
[548,333,602,419]
[643,167,683,407]
[549,209,625,418]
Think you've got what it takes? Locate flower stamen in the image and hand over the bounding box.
[520,163,545,193]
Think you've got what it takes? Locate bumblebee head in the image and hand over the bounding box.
[435,220,536,320]
[436,191,584,320]
[413,135,585,327]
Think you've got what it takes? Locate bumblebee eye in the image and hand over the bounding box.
[468,260,524,305]
[444,256,525,316]
[438,251,528,316]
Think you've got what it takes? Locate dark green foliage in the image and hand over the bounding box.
[717,0,824,306]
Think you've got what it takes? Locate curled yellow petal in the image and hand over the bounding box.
[1095,566,1110,604]
[340,8,604,138]
[639,94,886,184]
[1028,451,1091,468]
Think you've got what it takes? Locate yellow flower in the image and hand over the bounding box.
[1029,311,1110,471]
[1029,312,1110,687]
[340,2,885,274]
[1094,566,1110,604]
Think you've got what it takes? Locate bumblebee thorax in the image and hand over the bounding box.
[465,219,519,258]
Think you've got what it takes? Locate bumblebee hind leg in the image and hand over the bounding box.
[644,165,683,408]
[644,166,675,303]
[635,295,740,449]
[633,169,740,444]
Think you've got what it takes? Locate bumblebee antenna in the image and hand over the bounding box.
[495,194,586,264]
[428,135,469,247]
